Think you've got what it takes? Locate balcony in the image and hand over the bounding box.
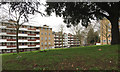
[28,28,36,30]
[7,46,16,48]
[28,34,36,36]
[7,39,16,41]
[7,33,16,35]
[7,26,16,28]
[0,25,6,29]
[36,43,40,45]
[28,45,36,47]
[28,39,36,41]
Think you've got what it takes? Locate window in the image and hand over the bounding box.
[2,29,6,32]
[41,47,43,50]
[7,43,10,46]
[41,42,43,45]
[45,28,47,31]
[31,26,34,28]
[41,32,43,35]
[48,28,50,30]
[108,23,111,26]
[27,26,30,28]
[22,43,24,45]
[45,47,47,49]
[36,32,39,34]
[49,33,50,35]
[2,23,6,26]
[45,42,47,45]
[45,32,47,35]
[0,36,2,39]
[2,36,6,39]
[45,37,47,40]
[13,43,16,45]
[41,28,43,30]
[41,37,43,40]
[2,43,6,46]
[49,37,51,40]
[7,37,11,39]
[22,31,24,34]
[103,40,106,42]
[0,43,2,46]
[49,42,51,45]
[31,37,35,39]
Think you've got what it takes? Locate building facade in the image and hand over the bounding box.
[40,25,54,50]
[54,32,80,48]
[100,18,120,45]
[0,20,54,53]
[54,32,69,48]
[68,33,80,47]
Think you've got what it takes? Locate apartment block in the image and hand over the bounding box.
[54,32,80,48]
[54,32,69,48]
[100,18,120,45]
[68,33,80,47]
[0,20,54,53]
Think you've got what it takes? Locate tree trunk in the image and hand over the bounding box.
[109,14,120,45]
[62,34,63,48]
[16,28,19,54]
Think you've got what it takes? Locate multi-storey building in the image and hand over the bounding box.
[40,25,54,50]
[54,32,80,48]
[54,32,69,48]
[0,20,54,53]
[68,33,80,47]
[100,18,120,45]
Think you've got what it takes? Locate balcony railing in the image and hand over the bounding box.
[7,33,16,35]
[28,39,36,41]
[7,39,16,41]
[7,46,16,48]
[28,45,36,47]
[7,26,16,28]
[28,28,36,30]
[36,44,40,45]
[28,34,36,36]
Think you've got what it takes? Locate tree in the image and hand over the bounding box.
[59,24,64,48]
[70,24,83,46]
[87,28,100,45]
[46,2,120,45]
[94,31,100,43]
[1,2,44,54]
[87,28,95,45]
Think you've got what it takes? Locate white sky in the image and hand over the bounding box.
[0,1,100,34]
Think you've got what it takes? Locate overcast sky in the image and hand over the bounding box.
[0,1,100,34]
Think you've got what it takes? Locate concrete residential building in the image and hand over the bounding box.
[54,32,80,48]
[0,20,54,53]
[68,33,80,47]
[54,32,69,48]
[100,18,120,45]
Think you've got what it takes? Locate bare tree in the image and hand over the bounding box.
[1,2,45,54]
[70,24,83,46]
[59,24,64,48]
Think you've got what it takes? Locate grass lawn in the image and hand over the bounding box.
[1,45,119,70]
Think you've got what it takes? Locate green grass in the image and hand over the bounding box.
[2,45,119,70]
